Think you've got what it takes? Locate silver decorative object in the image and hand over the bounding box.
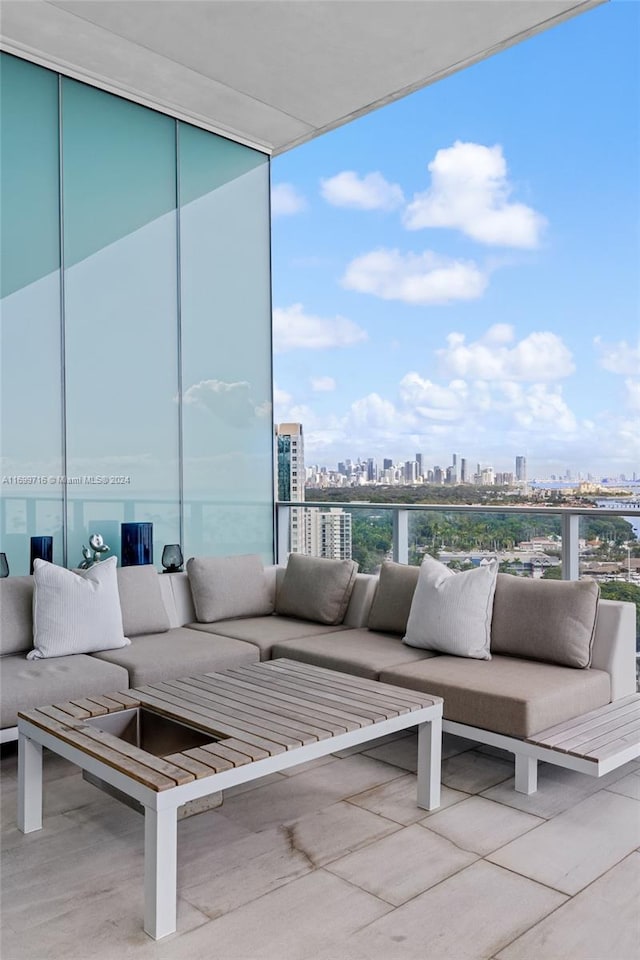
[79,533,110,569]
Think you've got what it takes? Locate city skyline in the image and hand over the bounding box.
[271,1,639,479]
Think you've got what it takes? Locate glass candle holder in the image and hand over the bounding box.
[161,544,184,573]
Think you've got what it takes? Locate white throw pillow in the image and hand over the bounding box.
[28,557,130,660]
[403,556,498,660]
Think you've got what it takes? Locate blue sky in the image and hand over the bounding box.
[270,0,639,481]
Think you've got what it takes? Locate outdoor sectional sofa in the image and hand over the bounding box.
[1,556,636,794]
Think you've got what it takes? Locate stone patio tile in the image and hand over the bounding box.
[219,754,403,833]
[222,771,285,797]
[325,822,477,905]
[488,790,640,895]
[481,759,639,818]
[1,843,209,960]
[496,852,640,960]
[362,731,474,771]
[605,771,640,800]
[278,754,335,776]
[153,870,392,960]
[285,799,400,867]
[348,772,468,825]
[333,730,412,758]
[422,795,543,855]
[179,822,313,917]
[440,750,514,793]
[348,860,566,959]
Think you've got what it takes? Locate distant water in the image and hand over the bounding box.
[529,482,640,537]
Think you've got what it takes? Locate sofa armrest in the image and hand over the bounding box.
[157,571,196,628]
[591,599,637,700]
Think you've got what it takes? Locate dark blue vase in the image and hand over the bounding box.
[121,522,153,567]
[30,536,53,574]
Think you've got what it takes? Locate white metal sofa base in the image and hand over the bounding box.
[444,694,640,795]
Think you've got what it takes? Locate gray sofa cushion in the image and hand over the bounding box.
[187,555,273,623]
[116,564,170,636]
[188,617,350,660]
[367,562,420,634]
[274,628,437,680]
[0,576,33,655]
[276,554,358,625]
[380,655,611,738]
[92,627,258,686]
[1,654,129,729]
[491,574,600,668]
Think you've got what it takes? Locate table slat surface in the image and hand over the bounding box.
[18,660,441,792]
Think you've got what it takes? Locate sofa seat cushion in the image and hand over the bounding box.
[1,654,129,730]
[188,617,349,660]
[379,655,611,738]
[92,627,258,686]
[273,628,438,680]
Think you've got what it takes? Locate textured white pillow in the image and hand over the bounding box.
[403,556,498,660]
[28,557,130,660]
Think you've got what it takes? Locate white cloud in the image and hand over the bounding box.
[310,376,336,392]
[342,248,488,305]
[508,383,577,433]
[273,383,292,407]
[271,182,307,217]
[183,379,268,426]
[625,378,640,411]
[404,141,547,248]
[273,303,367,352]
[594,337,640,375]
[438,325,574,381]
[399,374,470,421]
[320,171,404,211]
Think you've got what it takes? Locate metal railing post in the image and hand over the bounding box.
[276,504,291,565]
[392,508,409,564]
[561,512,580,581]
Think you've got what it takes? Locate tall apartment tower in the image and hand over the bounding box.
[302,507,352,560]
[460,458,468,483]
[275,422,305,553]
[415,453,423,479]
[515,456,527,483]
[451,453,458,482]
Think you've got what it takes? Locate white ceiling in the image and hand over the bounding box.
[0,0,604,155]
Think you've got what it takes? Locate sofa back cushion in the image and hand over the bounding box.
[187,554,274,623]
[403,556,497,660]
[491,573,600,668]
[275,554,358,625]
[28,557,130,660]
[116,564,170,636]
[0,575,34,655]
[367,562,420,635]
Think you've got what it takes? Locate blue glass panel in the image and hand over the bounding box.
[179,123,273,561]
[0,54,64,574]
[62,81,180,567]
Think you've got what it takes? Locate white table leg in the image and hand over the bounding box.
[515,754,538,795]
[144,805,178,940]
[417,716,442,810]
[18,732,43,833]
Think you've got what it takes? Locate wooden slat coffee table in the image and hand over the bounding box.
[17,658,442,940]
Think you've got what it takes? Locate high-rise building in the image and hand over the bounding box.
[276,423,305,553]
[416,453,423,479]
[302,507,352,560]
[460,458,468,483]
[367,458,377,482]
[515,456,527,482]
[451,453,458,482]
[404,460,418,483]
[383,458,393,471]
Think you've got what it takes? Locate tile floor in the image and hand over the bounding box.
[1,732,638,960]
